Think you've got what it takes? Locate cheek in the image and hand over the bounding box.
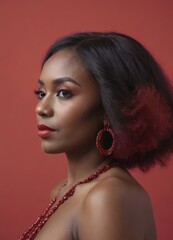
[56,99,103,134]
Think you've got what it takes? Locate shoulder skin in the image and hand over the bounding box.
[77,175,156,240]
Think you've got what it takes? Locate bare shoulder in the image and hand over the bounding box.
[78,168,156,240]
[84,168,151,209]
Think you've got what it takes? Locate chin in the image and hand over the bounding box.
[41,142,64,154]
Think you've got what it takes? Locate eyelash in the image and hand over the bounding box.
[34,89,73,99]
[34,90,45,99]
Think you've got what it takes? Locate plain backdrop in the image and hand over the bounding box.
[0,0,173,239]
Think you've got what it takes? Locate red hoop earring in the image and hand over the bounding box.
[96,120,115,156]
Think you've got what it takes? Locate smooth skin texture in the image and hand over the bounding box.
[35,49,156,240]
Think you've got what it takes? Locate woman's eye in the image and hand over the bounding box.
[57,89,73,99]
[34,90,46,99]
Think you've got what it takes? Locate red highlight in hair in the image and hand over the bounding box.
[114,86,173,171]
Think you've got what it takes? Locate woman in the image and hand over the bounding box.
[20,32,173,240]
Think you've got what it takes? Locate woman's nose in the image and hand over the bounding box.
[36,99,54,117]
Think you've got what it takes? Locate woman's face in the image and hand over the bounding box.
[35,49,104,154]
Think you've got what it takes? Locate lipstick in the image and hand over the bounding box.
[38,124,55,137]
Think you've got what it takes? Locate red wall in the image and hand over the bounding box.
[0,0,173,239]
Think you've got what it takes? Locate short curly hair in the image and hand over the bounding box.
[42,32,173,171]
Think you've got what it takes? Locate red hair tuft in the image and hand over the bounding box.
[114,86,173,171]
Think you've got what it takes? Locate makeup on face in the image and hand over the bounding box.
[37,124,56,138]
[34,77,82,100]
[35,77,83,138]
[35,49,103,154]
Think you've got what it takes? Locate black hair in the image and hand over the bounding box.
[42,32,173,171]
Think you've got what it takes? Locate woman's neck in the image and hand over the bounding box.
[65,148,107,187]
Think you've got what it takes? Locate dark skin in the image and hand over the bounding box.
[35,49,156,240]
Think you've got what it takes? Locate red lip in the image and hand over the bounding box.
[38,124,55,137]
[38,124,55,131]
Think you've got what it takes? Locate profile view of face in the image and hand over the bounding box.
[35,49,104,154]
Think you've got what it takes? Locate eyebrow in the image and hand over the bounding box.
[38,77,82,87]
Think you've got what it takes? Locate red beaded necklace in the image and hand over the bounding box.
[19,161,116,240]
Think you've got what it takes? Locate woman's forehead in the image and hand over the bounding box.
[40,49,97,88]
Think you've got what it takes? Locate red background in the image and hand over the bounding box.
[0,0,173,239]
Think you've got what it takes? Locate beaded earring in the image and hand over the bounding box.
[96,120,115,156]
